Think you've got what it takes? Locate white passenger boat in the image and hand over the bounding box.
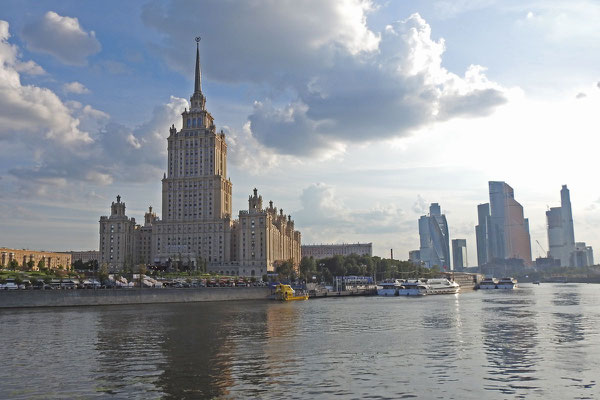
[479,277,498,289]
[377,279,402,296]
[398,280,430,296]
[496,277,518,289]
[426,278,460,294]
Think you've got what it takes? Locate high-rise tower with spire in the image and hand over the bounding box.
[99,40,301,275]
[153,39,233,266]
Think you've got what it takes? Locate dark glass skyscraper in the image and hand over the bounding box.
[419,203,451,269]
[475,181,532,266]
[547,185,576,266]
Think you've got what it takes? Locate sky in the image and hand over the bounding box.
[1,0,599,265]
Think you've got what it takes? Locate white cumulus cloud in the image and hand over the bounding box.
[63,81,90,94]
[143,3,508,158]
[0,20,91,145]
[0,22,187,199]
[22,11,101,66]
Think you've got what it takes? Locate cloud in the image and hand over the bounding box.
[294,183,405,239]
[7,96,186,198]
[63,81,90,94]
[576,92,587,99]
[412,195,429,214]
[225,121,295,173]
[0,20,91,145]
[14,60,45,75]
[22,11,101,65]
[142,0,379,83]
[143,4,507,158]
[0,22,186,199]
[433,0,498,19]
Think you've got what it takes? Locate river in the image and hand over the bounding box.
[0,283,598,399]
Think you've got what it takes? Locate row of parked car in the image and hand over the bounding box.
[1,277,270,290]
[167,278,268,288]
[0,279,102,290]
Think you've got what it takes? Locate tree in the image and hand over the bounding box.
[37,259,46,271]
[98,263,109,283]
[26,260,35,270]
[7,259,19,270]
[137,264,147,287]
[73,260,85,271]
[275,260,296,282]
[195,256,207,274]
[299,256,316,281]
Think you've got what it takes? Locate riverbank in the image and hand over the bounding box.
[0,287,271,309]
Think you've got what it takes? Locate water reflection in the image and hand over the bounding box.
[422,296,461,387]
[551,290,584,344]
[552,291,580,306]
[94,306,166,398]
[481,292,541,397]
[4,285,600,399]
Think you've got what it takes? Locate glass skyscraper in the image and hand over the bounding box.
[476,181,532,266]
[418,203,451,269]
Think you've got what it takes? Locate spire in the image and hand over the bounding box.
[194,37,202,93]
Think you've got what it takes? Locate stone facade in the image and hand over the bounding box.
[214,190,301,277]
[98,41,301,276]
[0,247,71,270]
[301,243,372,260]
[68,250,99,264]
[99,196,136,271]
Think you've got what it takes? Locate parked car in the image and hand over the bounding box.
[3,282,19,290]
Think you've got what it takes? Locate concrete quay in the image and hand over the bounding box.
[0,287,271,309]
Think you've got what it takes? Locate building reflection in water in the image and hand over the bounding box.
[421,295,461,385]
[91,300,307,399]
[481,291,541,397]
[552,290,584,344]
[549,287,594,392]
[93,304,169,398]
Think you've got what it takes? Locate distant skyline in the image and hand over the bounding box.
[1,0,599,265]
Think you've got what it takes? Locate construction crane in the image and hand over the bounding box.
[535,240,548,258]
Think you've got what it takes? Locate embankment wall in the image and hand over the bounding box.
[0,287,271,309]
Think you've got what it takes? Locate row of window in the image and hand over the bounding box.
[186,118,204,128]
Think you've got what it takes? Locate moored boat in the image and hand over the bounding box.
[274,284,309,301]
[496,277,518,289]
[426,278,460,294]
[377,279,402,296]
[479,277,499,289]
[398,280,430,296]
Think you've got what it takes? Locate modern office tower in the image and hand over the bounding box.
[573,242,594,267]
[418,203,451,269]
[475,203,494,266]
[546,185,577,266]
[452,239,467,270]
[476,182,532,266]
[408,250,421,264]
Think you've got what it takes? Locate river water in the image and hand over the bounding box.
[0,283,599,399]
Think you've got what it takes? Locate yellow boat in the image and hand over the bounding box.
[274,284,309,301]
